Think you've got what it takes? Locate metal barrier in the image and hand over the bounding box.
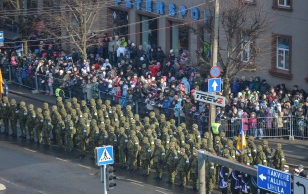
[218,116,292,139]
[291,116,307,139]
[7,65,36,90]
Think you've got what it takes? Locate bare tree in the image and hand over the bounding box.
[43,0,110,59]
[182,0,272,97]
[2,0,41,45]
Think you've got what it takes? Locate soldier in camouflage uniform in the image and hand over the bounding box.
[262,140,272,165]
[42,115,53,146]
[176,147,189,188]
[219,132,228,148]
[164,142,178,184]
[227,139,236,160]
[190,149,199,192]
[254,145,267,166]
[242,149,253,166]
[64,114,75,152]
[18,101,28,139]
[152,139,165,180]
[118,127,128,169]
[247,136,257,160]
[71,97,78,109]
[272,143,286,170]
[76,113,90,158]
[140,137,151,176]
[206,142,216,194]
[1,97,10,135]
[9,99,18,137]
[192,124,201,146]
[34,108,44,145]
[149,111,158,125]
[107,126,117,157]
[127,130,140,172]
[214,136,224,183]
[88,119,99,160]
[54,114,65,149]
[25,104,36,141]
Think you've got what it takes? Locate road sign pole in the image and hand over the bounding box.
[103,165,107,194]
[208,0,220,139]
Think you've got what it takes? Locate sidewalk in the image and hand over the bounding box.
[8,83,56,105]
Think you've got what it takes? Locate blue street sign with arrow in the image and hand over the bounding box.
[257,165,291,194]
[208,78,221,93]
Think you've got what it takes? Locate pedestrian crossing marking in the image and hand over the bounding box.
[99,148,112,162]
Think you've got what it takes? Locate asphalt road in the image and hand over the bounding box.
[0,92,307,194]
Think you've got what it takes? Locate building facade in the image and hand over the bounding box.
[106,0,308,89]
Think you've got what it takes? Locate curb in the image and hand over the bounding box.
[10,90,56,105]
[0,184,6,191]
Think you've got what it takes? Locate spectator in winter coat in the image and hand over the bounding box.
[260,79,270,96]
[253,76,261,92]
[162,96,171,115]
[117,43,126,58]
[181,77,190,94]
[156,46,166,65]
[232,78,240,95]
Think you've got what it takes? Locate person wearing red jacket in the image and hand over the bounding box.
[148,62,161,77]
[248,112,257,137]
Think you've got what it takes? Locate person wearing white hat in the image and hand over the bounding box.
[283,165,289,173]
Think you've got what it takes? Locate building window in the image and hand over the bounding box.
[272,0,293,11]
[169,22,189,57]
[269,34,292,80]
[140,15,158,53]
[278,0,290,7]
[241,32,251,63]
[276,37,290,70]
[112,10,128,37]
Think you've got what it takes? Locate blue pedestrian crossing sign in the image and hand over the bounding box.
[257,165,291,194]
[96,146,114,166]
[208,78,221,92]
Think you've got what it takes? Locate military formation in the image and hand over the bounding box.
[0,96,287,193]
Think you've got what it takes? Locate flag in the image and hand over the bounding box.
[0,68,4,94]
[236,127,247,156]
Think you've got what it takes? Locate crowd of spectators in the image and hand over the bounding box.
[0,36,307,139]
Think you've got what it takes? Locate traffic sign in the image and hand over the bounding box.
[97,146,114,166]
[210,66,221,78]
[293,176,308,194]
[208,78,221,92]
[257,165,291,194]
[194,90,225,107]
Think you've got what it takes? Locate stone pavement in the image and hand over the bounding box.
[8,83,56,105]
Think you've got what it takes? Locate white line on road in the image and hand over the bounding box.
[155,187,170,191]
[78,164,91,169]
[55,157,68,162]
[0,178,46,194]
[126,179,143,184]
[155,190,168,194]
[131,182,144,187]
[24,148,36,152]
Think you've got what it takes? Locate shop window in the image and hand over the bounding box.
[112,10,128,37]
[169,22,189,57]
[140,15,157,53]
